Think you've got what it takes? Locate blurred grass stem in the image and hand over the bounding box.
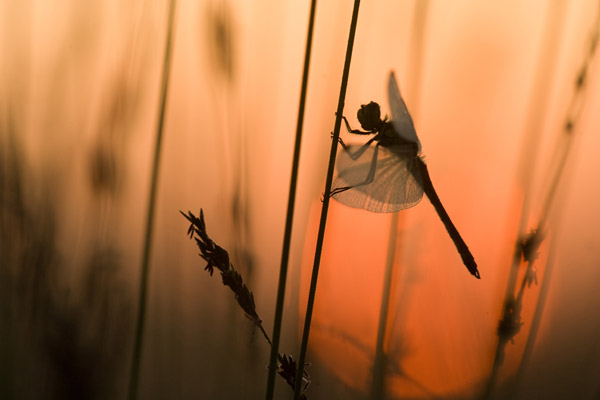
[293,1,361,398]
[128,1,177,399]
[483,2,600,398]
[513,1,600,394]
[371,4,429,396]
[265,0,317,399]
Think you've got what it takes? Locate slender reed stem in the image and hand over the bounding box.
[128,1,177,399]
[483,2,600,398]
[182,209,307,398]
[512,1,600,393]
[370,215,397,399]
[293,1,362,398]
[371,5,430,396]
[479,3,566,397]
[265,1,317,399]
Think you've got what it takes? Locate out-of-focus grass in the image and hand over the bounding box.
[0,117,132,399]
[0,3,146,396]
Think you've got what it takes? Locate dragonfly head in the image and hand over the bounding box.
[357,102,382,131]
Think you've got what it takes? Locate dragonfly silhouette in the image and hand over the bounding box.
[331,72,480,279]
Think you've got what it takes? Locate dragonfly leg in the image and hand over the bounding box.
[340,115,375,135]
[331,144,379,197]
[337,136,378,160]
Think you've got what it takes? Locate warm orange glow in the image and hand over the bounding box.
[3,0,600,399]
[300,187,552,397]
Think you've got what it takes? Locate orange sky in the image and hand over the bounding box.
[3,0,600,398]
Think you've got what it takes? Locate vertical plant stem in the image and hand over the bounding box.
[482,2,565,399]
[512,1,600,394]
[128,1,177,399]
[371,5,429,396]
[293,1,361,398]
[509,247,556,398]
[480,3,565,396]
[370,215,397,399]
[483,2,600,398]
[265,1,317,399]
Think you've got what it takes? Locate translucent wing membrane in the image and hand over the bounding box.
[388,72,421,152]
[333,145,424,213]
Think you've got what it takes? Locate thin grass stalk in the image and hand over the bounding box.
[508,246,557,398]
[128,1,177,399]
[265,1,317,399]
[370,216,398,399]
[293,1,362,398]
[479,3,565,397]
[483,2,600,398]
[512,1,600,393]
[370,3,430,397]
[181,210,308,398]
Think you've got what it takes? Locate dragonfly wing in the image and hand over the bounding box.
[333,145,424,213]
[388,71,421,152]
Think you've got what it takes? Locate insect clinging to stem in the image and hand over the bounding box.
[331,71,480,279]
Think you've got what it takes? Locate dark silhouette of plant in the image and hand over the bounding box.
[181,209,309,399]
[1,119,131,400]
[484,3,600,398]
[128,2,177,399]
[495,228,544,365]
[204,0,236,83]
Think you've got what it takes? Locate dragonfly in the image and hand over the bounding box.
[331,71,480,279]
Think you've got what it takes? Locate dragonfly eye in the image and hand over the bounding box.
[357,101,381,131]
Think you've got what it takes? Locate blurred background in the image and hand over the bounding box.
[1,0,600,399]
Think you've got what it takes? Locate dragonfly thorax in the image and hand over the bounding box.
[379,124,419,152]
